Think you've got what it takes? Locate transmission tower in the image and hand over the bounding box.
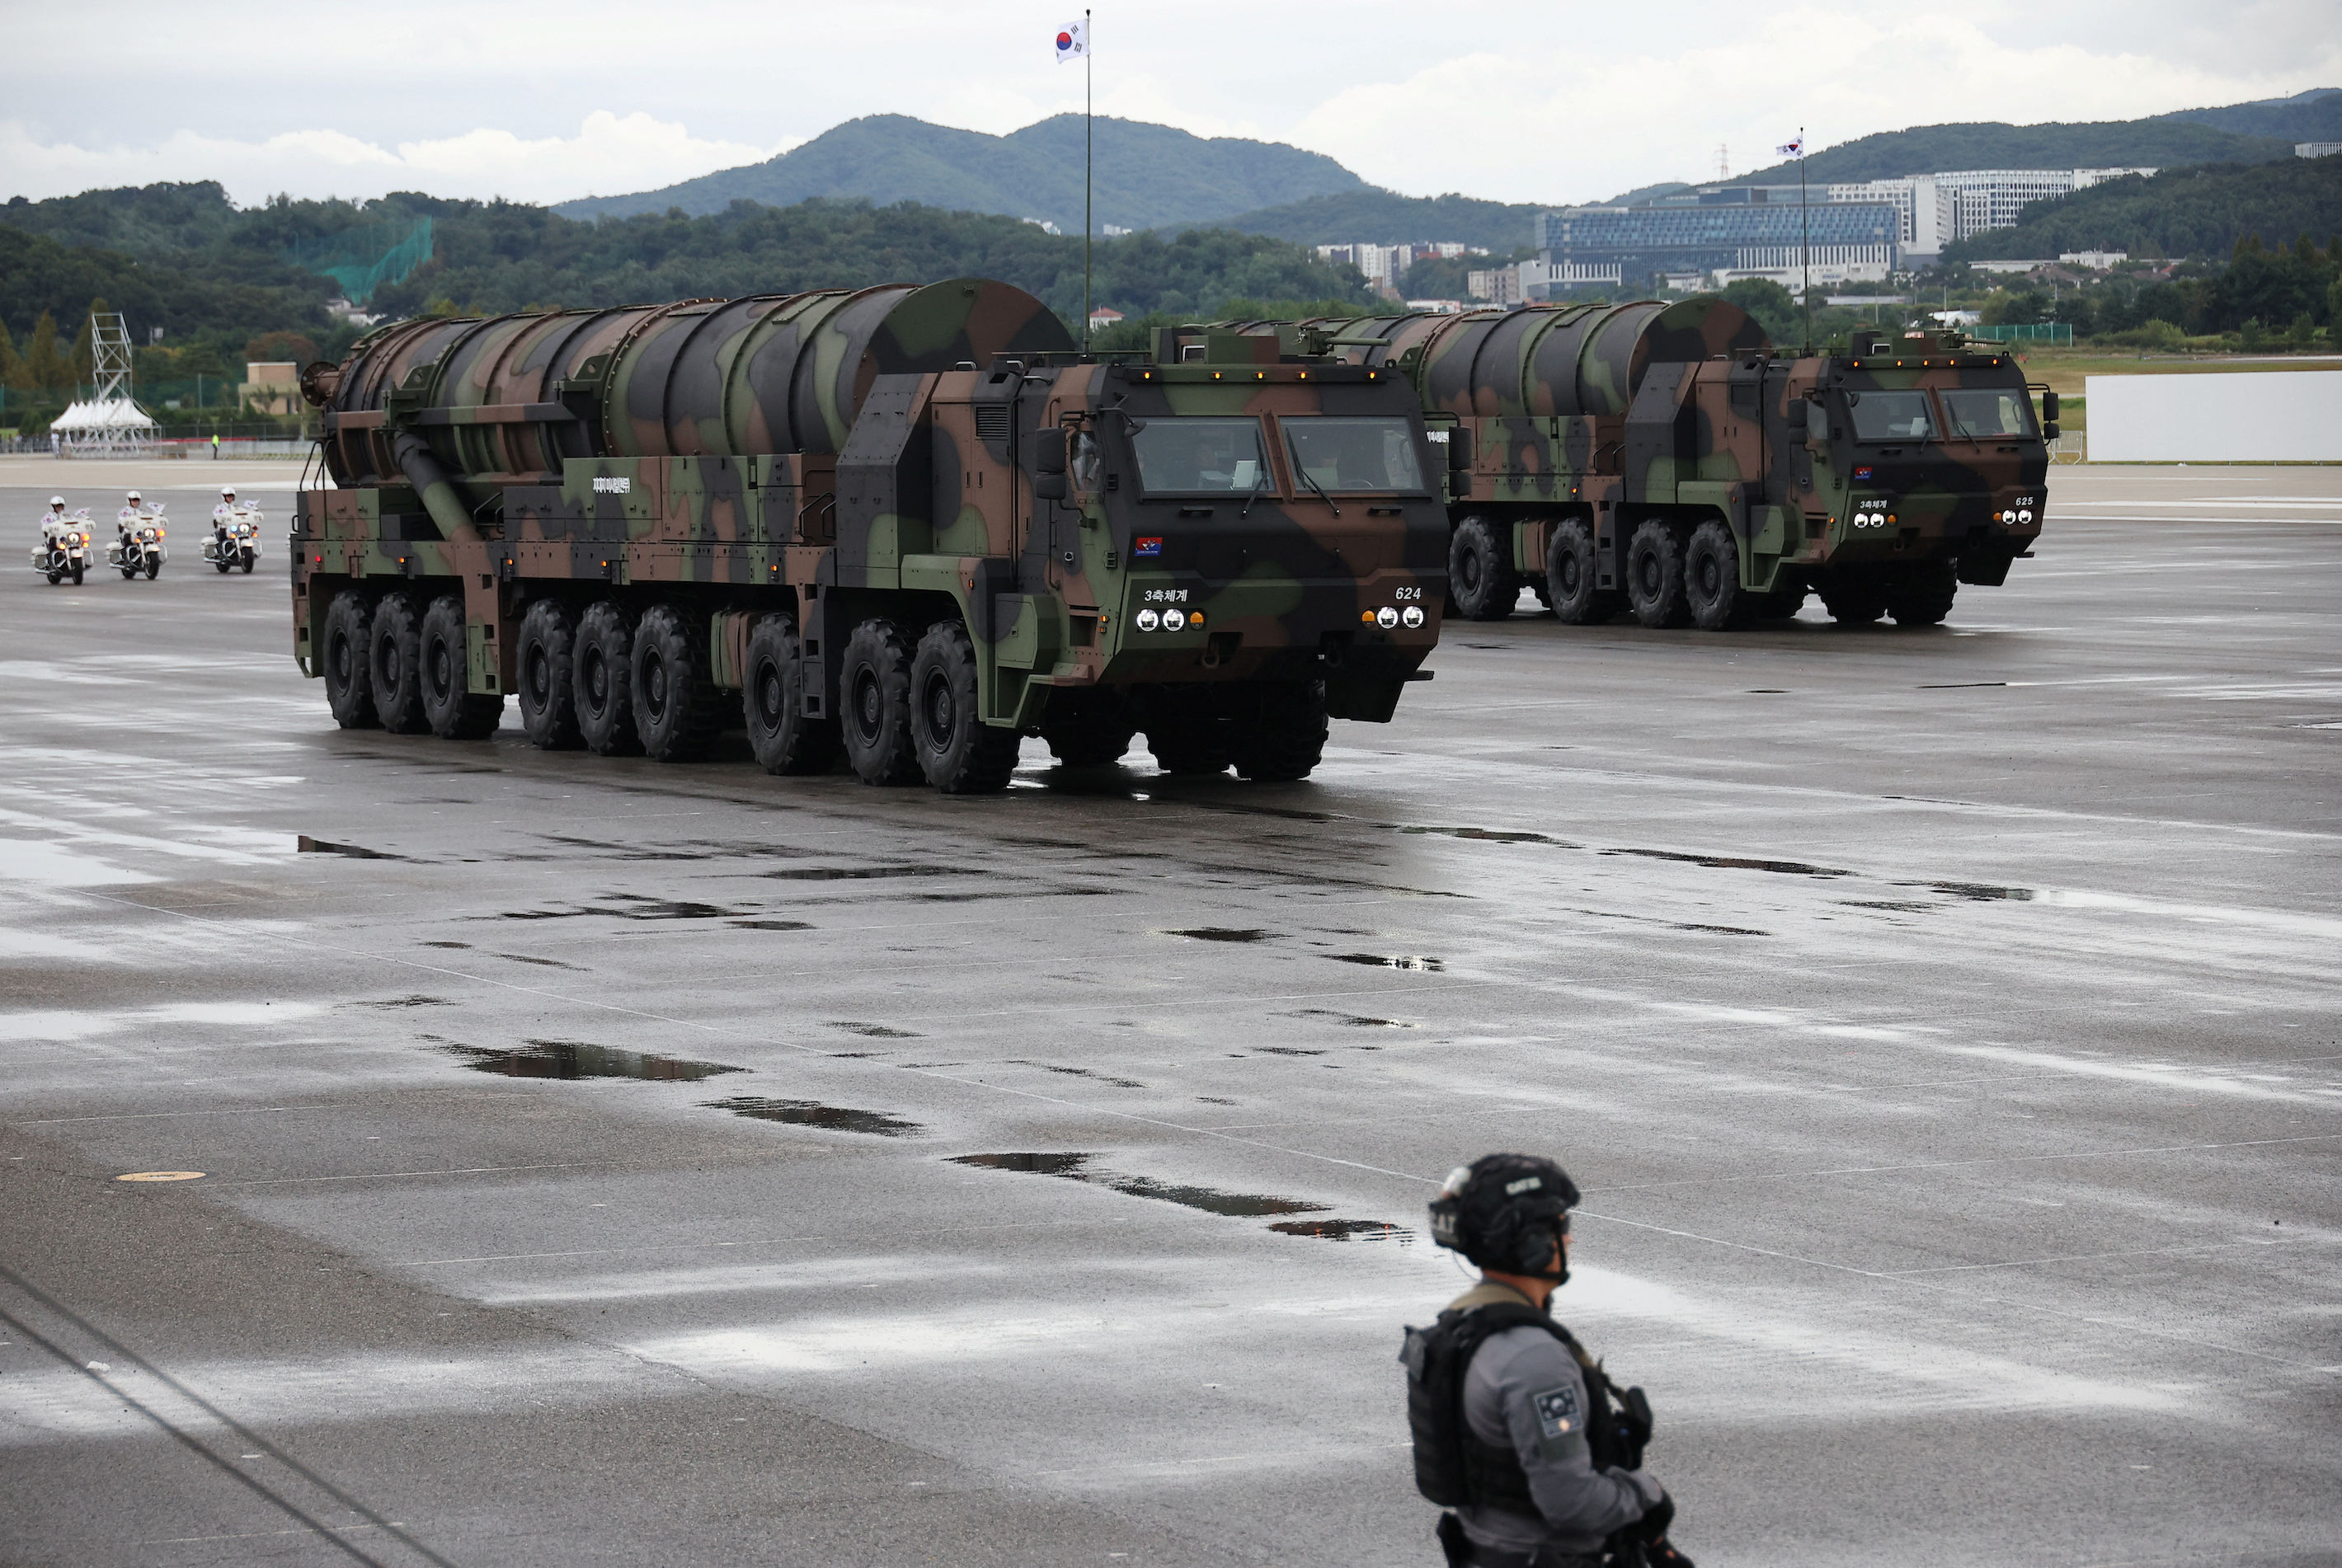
[1715,144,1730,181]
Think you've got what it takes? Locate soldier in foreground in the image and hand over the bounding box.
[1403,1155,1693,1568]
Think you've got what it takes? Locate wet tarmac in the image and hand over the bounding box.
[2,458,2340,1566]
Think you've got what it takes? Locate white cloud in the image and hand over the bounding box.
[0,111,791,208]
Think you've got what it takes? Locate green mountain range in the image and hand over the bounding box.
[1945,153,2342,261]
[553,114,1367,234]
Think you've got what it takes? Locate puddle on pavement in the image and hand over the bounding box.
[495,952,585,969]
[442,1040,745,1081]
[1844,899,1937,913]
[949,1153,1327,1218]
[421,941,471,950]
[1286,1008,1416,1028]
[1673,923,1769,936]
[1255,1046,1327,1056]
[501,898,744,922]
[830,1021,922,1039]
[1925,882,2037,901]
[763,865,980,881]
[1400,826,1575,847]
[706,1097,924,1137]
[357,995,454,1009]
[1166,927,1271,942]
[1269,1218,1413,1243]
[1013,1060,1146,1088]
[1329,953,1445,972]
[1603,847,1848,877]
[296,834,395,859]
[731,919,813,931]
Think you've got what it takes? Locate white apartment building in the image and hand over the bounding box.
[1316,241,1489,288]
[1823,168,2156,261]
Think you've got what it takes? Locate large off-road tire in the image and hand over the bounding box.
[1545,517,1624,625]
[573,601,642,756]
[421,594,502,739]
[1448,515,1517,621]
[1231,681,1329,782]
[1887,563,1959,627]
[1817,574,1889,626]
[369,591,430,734]
[1625,519,1691,628]
[515,599,582,750]
[1685,519,1757,631]
[322,590,378,730]
[743,613,839,776]
[1144,686,1234,776]
[839,618,922,786]
[1040,689,1136,767]
[631,603,727,763]
[910,620,1020,794]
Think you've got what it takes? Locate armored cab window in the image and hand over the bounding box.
[1282,416,1427,494]
[1130,416,1268,494]
[1845,390,1936,442]
[1939,389,2037,440]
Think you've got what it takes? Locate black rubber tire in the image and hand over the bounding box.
[515,599,582,750]
[1625,519,1691,628]
[573,601,642,756]
[1448,515,1517,621]
[322,590,378,729]
[120,569,138,580]
[421,594,502,739]
[1545,517,1625,625]
[240,554,255,574]
[1816,575,1889,626]
[1143,686,1234,776]
[45,571,60,585]
[839,618,922,786]
[1887,563,1959,627]
[1231,681,1329,782]
[70,561,85,585]
[144,557,160,580]
[1685,519,1756,631]
[369,591,430,734]
[1039,690,1136,767]
[910,620,1020,794]
[743,613,840,775]
[214,560,232,574]
[631,603,727,763]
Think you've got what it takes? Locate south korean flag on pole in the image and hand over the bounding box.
[1776,136,1804,157]
[1054,17,1088,62]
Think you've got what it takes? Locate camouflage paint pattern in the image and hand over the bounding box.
[1209,307,2048,611]
[292,280,1443,731]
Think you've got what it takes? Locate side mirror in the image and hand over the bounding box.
[2041,391,2060,424]
[1032,471,1068,501]
[2042,421,2061,442]
[1446,429,1474,471]
[1032,427,1068,475]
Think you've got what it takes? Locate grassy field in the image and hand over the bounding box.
[2009,349,2342,399]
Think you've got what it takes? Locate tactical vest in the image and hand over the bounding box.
[1401,1300,1646,1512]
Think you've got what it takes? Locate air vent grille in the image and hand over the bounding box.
[974,405,1011,442]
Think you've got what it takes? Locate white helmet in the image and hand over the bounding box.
[50,495,65,508]
[126,491,142,503]
[220,486,236,498]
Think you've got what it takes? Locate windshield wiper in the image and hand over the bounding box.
[1239,465,1270,519]
[1296,467,1341,516]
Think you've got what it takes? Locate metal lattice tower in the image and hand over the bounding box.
[91,312,134,403]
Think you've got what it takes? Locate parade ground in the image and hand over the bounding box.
[2,459,2337,1567]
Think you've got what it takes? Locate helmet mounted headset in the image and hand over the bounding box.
[1427,1153,1580,1285]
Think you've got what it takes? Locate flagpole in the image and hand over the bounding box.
[1799,126,1811,354]
[1084,7,1093,354]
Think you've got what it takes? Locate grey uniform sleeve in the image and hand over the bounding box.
[1464,1326,1658,1540]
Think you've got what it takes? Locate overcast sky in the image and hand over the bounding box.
[6,0,2337,211]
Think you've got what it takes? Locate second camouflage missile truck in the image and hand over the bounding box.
[1208,303,2052,630]
[291,279,1448,793]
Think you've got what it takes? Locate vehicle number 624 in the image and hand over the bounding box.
[1394,587,1423,600]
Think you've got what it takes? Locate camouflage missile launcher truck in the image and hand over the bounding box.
[1207,303,2053,630]
[290,279,1447,793]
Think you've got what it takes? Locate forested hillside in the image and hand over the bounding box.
[1945,154,2342,261]
[554,115,1367,234]
[1211,190,1545,253]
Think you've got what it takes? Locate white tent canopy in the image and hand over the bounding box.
[50,399,158,434]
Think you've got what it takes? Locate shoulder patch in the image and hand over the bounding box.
[1531,1383,1580,1439]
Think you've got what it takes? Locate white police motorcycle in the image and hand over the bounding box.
[109,497,169,580]
[30,499,93,586]
[204,491,262,574]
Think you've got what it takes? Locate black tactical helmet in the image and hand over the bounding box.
[1428,1153,1580,1281]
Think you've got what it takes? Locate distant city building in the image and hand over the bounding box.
[1533,185,1900,298]
[1316,241,1488,289]
[1021,217,1062,235]
[1968,260,2056,275]
[1103,223,1134,237]
[1087,306,1125,330]
[2057,251,2130,270]
[1404,298,1467,314]
[2299,142,2342,158]
[1466,266,1521,305]
[240,362,301,417]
